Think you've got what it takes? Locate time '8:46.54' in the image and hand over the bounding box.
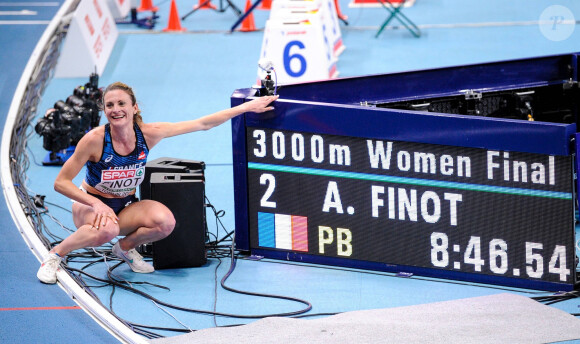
[430,232,571,282]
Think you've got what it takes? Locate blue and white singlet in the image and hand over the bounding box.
[85,123,149,197]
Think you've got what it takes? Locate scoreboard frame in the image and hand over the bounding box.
[231,53,579,291]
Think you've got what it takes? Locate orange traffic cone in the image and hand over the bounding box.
[137,0,159,12]
[258,0,271,10]
[194,0,217,10]
[239,0,256,32]
[334,0,348,22]
[163,0,186,32]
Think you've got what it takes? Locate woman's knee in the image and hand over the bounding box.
[93,224,120,245]
[149,204,176,237]
[119,200,176,238]
[159,211,176,237]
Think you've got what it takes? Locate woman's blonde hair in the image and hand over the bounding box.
[102,82,143,125]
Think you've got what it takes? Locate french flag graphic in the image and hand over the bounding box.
[258,212,308,252]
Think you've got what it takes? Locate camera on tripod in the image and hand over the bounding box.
[35,73,103,165]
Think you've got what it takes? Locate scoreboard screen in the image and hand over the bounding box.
[244,127,576,290]
[231,53,580,291]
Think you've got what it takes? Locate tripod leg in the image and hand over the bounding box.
[230,0,262,32]
[227,0,242,16]
[182,0,213,20]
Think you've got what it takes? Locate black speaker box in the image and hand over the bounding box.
[148,172,207,269]
[140,157,205,200]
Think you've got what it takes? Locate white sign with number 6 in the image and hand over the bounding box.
[258,14,339,85]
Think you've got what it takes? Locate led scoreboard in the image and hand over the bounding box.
[232,53,580,291]
[245,128,574,288]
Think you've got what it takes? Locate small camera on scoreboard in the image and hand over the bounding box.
[257,59,277,96]
[259,74,276,96]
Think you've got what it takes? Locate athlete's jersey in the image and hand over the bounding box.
[85,123,149,197]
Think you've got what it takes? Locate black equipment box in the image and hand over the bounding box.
[140,157,205,200]
[139,157,207,269]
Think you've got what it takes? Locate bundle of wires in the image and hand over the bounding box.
[27,193,319,339]
[8,2,72,250]
[532,290,580,316]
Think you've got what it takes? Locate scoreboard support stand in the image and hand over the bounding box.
[232,52,580,291]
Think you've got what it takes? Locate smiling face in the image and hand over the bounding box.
[103,89,138,126]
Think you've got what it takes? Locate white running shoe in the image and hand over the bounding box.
[112,242,154,273]
[37,253,62,284]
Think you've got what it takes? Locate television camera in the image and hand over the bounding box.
[35,74,102,165]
